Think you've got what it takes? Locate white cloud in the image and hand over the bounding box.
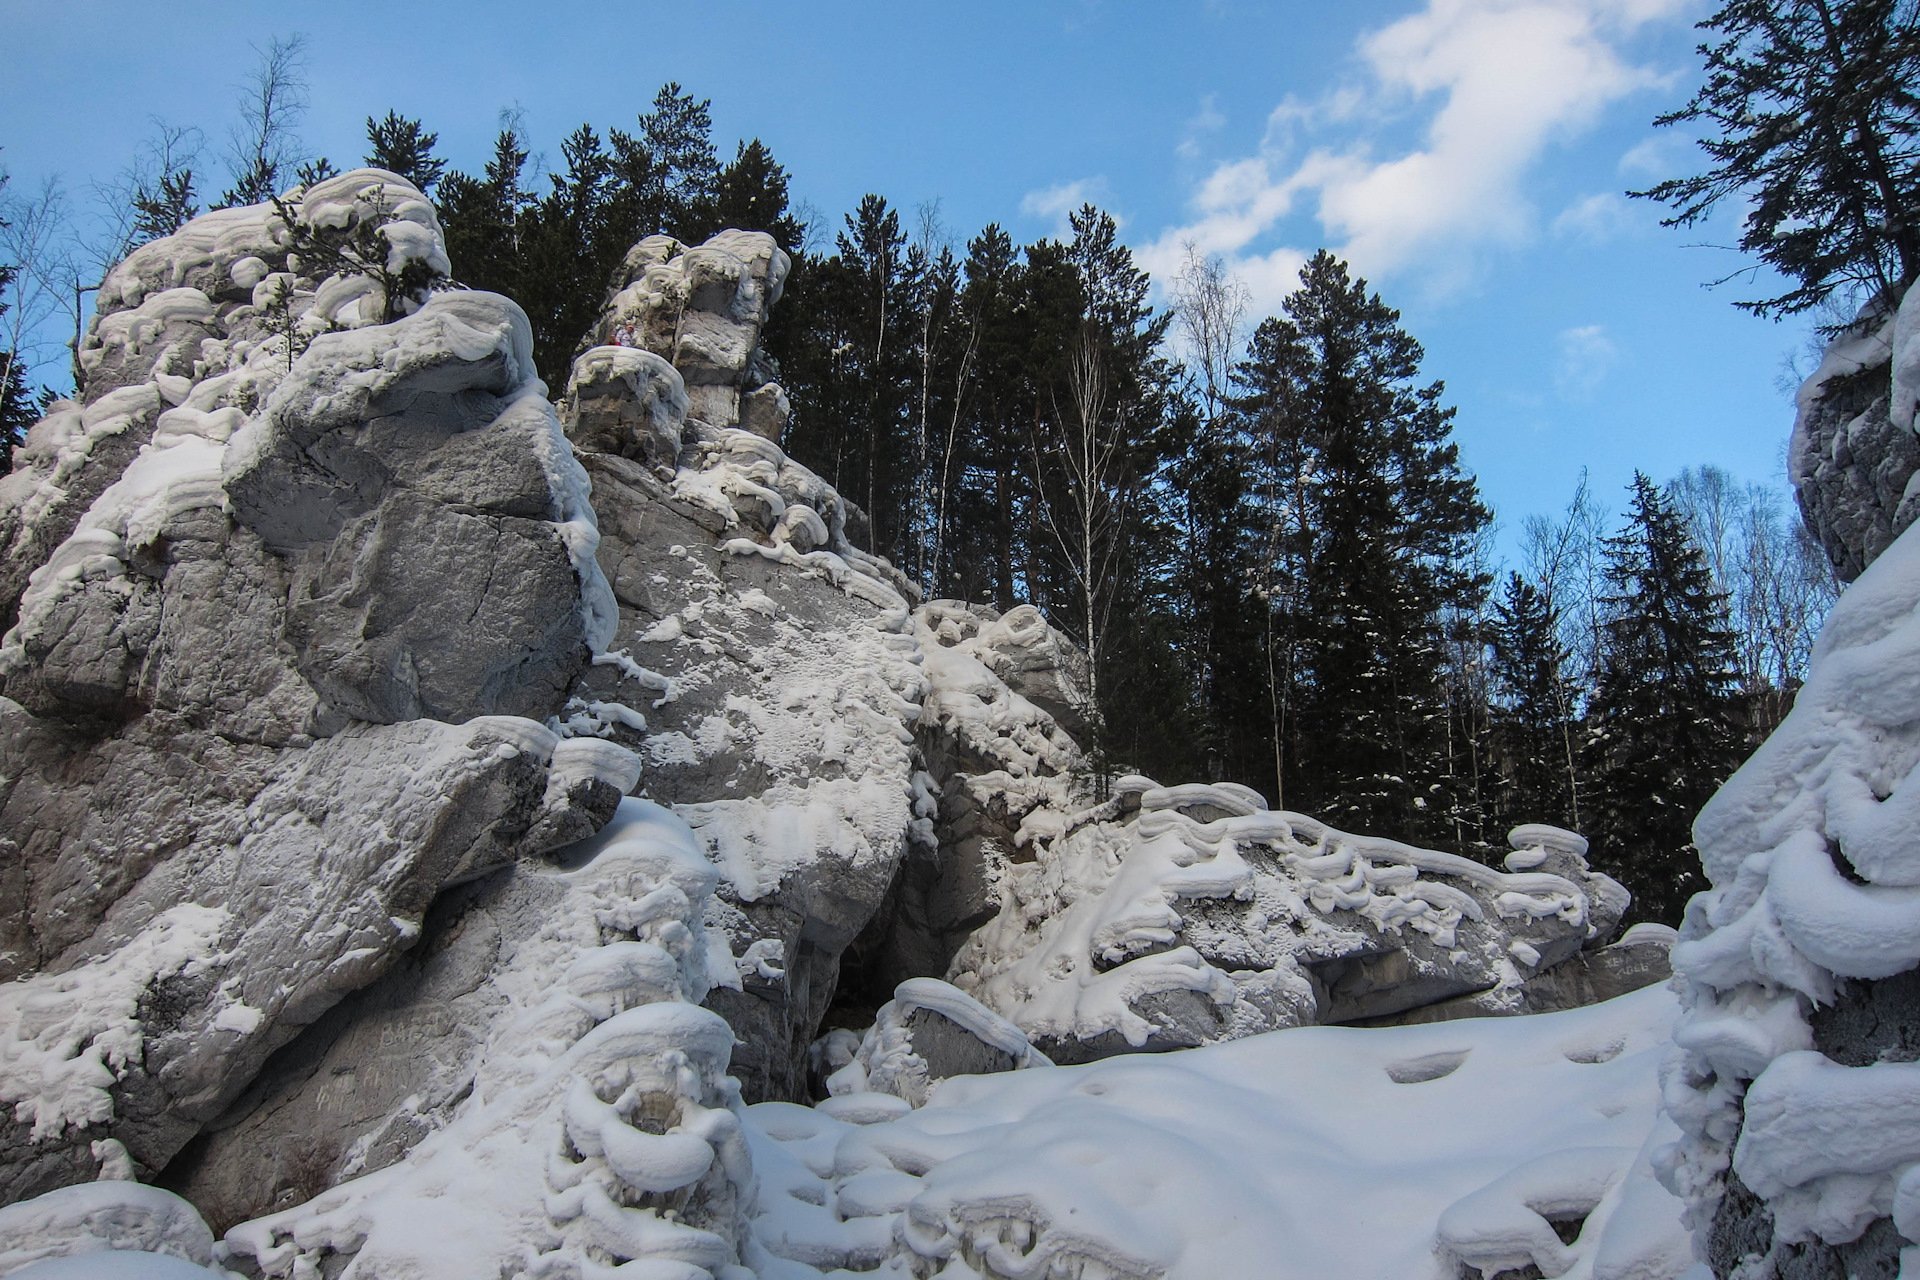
[1555,323,1618,399]
[1617,132,1693,178]
[1021,178,1114,239]
[1553,191,1641,241]
[1177,94,1228,160]
[1140,0,1688,312]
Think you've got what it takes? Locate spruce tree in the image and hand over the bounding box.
[1583,473,1743,924]
[636,83,721,242]
[439,123,531,299]
[712,140,804,252]
[1233,251,1491,841]
[1634,0,1920,316]
[364,111,447,193]
[1489,572,1580,829]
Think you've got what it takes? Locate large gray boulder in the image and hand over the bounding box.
[223,291,604,724]
[0,172,634,1209]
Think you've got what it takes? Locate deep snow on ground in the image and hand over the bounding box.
[747,984,1691,1280]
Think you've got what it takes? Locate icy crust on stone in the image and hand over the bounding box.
[0,904,229,1144]
[584,525,930,1101]
[561,345,690,472]
[946,776,1628,1057]
[743,984,1690,1280]
[95,168,448,331]
[217,799,759,1280]
[1661,472,1920,1253]
[0,396,230,680]
[915,602,1087,788]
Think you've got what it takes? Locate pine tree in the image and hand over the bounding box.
[365,111,447,193]
[267,180,447,325]
[1583,473,1743,924]
[132,169,198,244]
[636,83,721,242]
[294,157,337,187]
[925,223,1029,607]
[1168,393,1261,785]
[517,124,625,385]
[1489,573,1580,829]
[1634,0,1920,316]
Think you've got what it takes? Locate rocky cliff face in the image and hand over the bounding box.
[146,228,933,1261]
[1791,288,1920,580]
[1665,277,1920,1279]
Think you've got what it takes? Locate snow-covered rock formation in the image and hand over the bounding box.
[946,787,1647,1059]
[575,230,795,441]
[0,171,637,1214]
[0,203,1694,1279]
[1664,277,1920,1277]
[894,601,1658,1061]
[556,229,932,1105]
[216,800,760,1280]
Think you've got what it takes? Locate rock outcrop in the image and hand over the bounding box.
[577,230,795,441]
[1791,286,1920,580]
[944,780,1636,1060]
[0,171,637,1215]
[1665,273,1920,1278]
[160,229,931,1229]
[215,801,760,1280]
[555,230,931,1105]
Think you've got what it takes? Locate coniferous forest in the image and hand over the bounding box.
[0,79,1842,922]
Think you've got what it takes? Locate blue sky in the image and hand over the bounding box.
[0,0,1818,553]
